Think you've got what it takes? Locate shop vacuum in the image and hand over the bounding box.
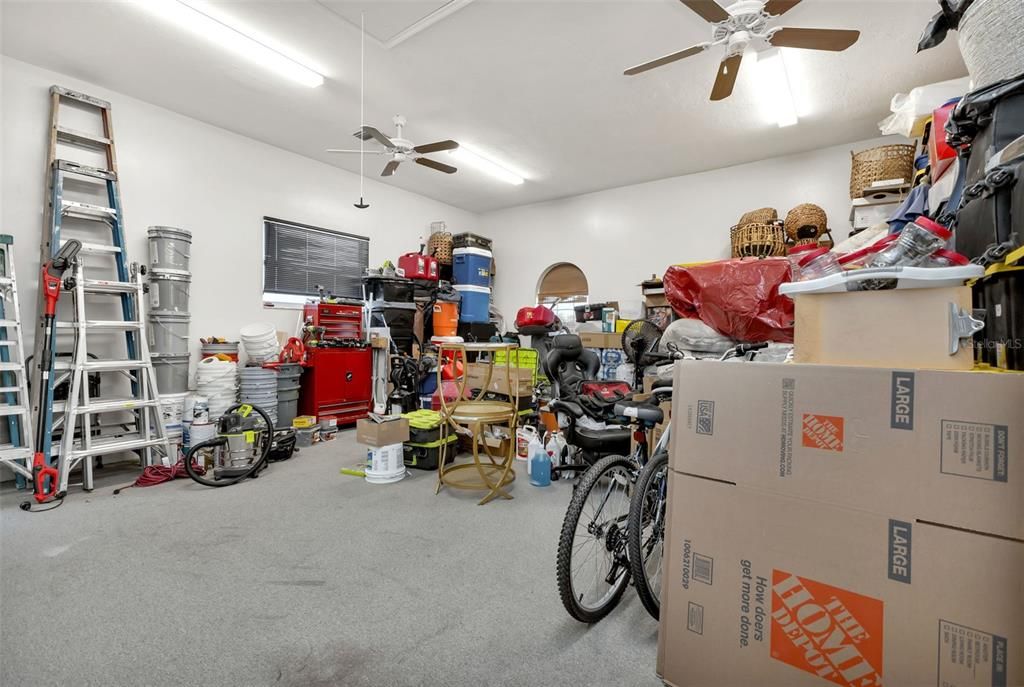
[183,403,297,488]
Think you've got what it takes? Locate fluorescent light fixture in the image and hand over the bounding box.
[140,0,324,88]
[757,48,798,128]
[448,144,525,185]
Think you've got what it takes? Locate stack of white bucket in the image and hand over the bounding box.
[147,226,192,449]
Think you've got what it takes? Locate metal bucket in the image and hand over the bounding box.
[148,313,190,355]
[149,269,191,315]
[148,226,192,273]
[152,353,190,394]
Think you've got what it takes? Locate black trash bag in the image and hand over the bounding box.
[917,0,976,52]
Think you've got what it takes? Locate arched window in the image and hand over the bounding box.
[537,262,588,324]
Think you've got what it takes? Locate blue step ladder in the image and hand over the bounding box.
[31,86,170,493]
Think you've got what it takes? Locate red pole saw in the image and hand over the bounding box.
[21,239,81,510]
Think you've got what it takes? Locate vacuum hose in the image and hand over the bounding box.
[182,403,274,488]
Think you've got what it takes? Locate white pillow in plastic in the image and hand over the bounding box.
[660,317,737,354]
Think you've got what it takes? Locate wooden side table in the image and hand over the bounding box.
[435,341,520,505]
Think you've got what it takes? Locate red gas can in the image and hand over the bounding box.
[398,253,439,281]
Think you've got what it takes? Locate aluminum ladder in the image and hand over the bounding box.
[0,236,35,486]
[31,85,163,491]
[56,260,171,493]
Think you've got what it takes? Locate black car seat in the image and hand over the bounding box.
[544,334,631,460]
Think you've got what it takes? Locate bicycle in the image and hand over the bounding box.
[555,342,768,623]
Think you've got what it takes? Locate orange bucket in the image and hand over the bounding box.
[433,301,458,338]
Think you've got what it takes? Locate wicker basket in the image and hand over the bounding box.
[958,0,1024,89]
[849,144,915,199]
[784,203,828,241]
[731,222,787,258]
[426,231,453,265]
[737,207,778,227]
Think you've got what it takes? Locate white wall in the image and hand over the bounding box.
[1,56,478,364]
[482,136,900,321]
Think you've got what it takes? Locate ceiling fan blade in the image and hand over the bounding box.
[710,53,742,101]
[762,0,802,16]
[414,139,459,154]
[381,160,400,177]
[355,125,395,148]
[415,157,457,174]
[624,44,707,76]
[679,0,729,23]
[770,27,860,51]
[326,148,386,154]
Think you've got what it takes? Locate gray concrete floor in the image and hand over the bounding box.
[1,431,661,686]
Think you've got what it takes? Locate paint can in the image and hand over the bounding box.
[148,313,190,355]
[149,268,191,314]
[147,226,192,273]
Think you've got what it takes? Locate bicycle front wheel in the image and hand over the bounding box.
[628,451,669,620]
[556,454,636,623]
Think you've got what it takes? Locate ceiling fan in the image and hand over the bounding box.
[327,115,459,177]
[623,0,860,101]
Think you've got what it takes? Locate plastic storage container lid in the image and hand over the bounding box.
[797,246,831,267]
[788,243,821,256]
[913,216,953,240]
[452,247,493,258]
[452,284,491,294]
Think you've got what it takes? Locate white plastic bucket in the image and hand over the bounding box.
[365,443,406,484]
[159,392,188,428]
[149,269,191,314]
[152,354,190,394]
[189,421,218,446]
[148,226,192,273]
[148,313,190,355]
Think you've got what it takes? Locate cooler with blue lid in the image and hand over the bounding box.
[452,247,492,287]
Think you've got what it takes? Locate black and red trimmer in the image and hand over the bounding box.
[21,239,81,511]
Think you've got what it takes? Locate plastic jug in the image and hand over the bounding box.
[530,445,551,487]
[516,425,538,462]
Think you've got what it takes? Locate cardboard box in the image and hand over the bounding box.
[355,417,409,447]
[579,332,622,349]
[659,471,1023,687]
[792,286,974,370]
[671,361,1023,539]
[465,363,533,397]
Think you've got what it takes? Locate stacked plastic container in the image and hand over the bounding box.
[451,233,492,323]
[147,226,192,446]
[239,367,278,427]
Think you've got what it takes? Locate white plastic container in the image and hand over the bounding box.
[516,425,538,461]
[796,247,842,281]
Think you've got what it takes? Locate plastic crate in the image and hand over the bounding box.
[492,348,539,383]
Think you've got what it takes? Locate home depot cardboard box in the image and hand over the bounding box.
[659,471,1023,687]
[671,361,1023,540]
[792,285,975,370]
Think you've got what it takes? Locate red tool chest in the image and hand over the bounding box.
[302,302,363,340]
[299,346,372,425]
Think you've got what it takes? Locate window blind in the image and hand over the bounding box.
[263,217,369,299]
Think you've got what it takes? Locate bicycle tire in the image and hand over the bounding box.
[628,451,669,620]
[556,454,636,624]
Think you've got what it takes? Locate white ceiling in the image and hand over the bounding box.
[1,0,966,213]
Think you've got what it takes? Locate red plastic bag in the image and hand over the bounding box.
[663,258,794,343]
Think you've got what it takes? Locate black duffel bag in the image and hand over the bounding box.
[947,72,1024,187]
[955,156,1023,262]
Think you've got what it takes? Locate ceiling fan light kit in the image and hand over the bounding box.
[623,0,859,110]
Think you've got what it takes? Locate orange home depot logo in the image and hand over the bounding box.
[802,414,845,452]
[771,570,884,687]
